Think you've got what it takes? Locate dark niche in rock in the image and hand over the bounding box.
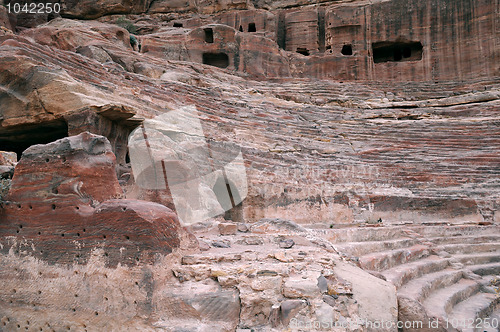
[0,119,68,160]
[296,48,310,56]
[372,41,423,63]
[204,27,214,43]
[341,44,353,55]
[203,52,229,68]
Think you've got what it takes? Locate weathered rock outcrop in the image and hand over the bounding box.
[0,132,186,267]
[0,1,498,330]
[0,217,400,331]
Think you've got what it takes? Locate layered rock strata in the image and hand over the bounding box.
[0,20,499,224]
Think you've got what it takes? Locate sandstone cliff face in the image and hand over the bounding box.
[104,0,500,81]
[0,0,499,330]
[0,17,499,225]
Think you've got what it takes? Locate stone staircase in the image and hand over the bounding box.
[315,224,500,331]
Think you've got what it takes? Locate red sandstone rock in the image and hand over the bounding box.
[0,151,16,166]
[218,222,238,235]
[0,132,186,267]
[7,132,122,204]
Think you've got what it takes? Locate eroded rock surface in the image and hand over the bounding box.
[0,132,186,267]
[0,0,498,330]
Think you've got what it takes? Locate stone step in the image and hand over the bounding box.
[318,227,410,243]
[398,269,464,303]
[334,238,419,257]
[467,262,500,276]
[410,225,500,239]
[320,225,500,244]
[446,292,500,332]
[427,235,500,245]
[381,255,449,288]
[423,279,481,319]
[451,252,500,266]
[435,243,500,255]
[359,244,431,272]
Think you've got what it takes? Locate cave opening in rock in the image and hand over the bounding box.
[204,28,214,43]
[0,119,68,160]
[248,22,256,32]
[296,48,310,56]
[202,53,229,68]
[239,25,243,32]
[372,41,423,63]
[341,44,353,55]
[173,22,183,28]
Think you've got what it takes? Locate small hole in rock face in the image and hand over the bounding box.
[72,308,76,312]
[122,207,126,211]
[77,233,80,237]
[38,232,41,235]
[38,290,42,294]
[134,300,137,304]
[204,28,214,43]
[104,252,108,257]
[135,282,139,286]
[173,22,183,27]
[94,312,98,316]
[45,159,49,163]
[12,289,16,293]
[135,257,139,262]
[51,204,56,210]
[103,235,106,239]
[75,206,79,210]
[83,228,86,232]
[238,25,243,32]
[19,225,22,228]
[17,204,21,209]
[16,230,19,233]
[125,235,130,240]
[248,22,256,32]
[296,48,309,56]
[29,205,33,209]
[61,233,64,237]
[341,44,353,55]
[104,297,108,301]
